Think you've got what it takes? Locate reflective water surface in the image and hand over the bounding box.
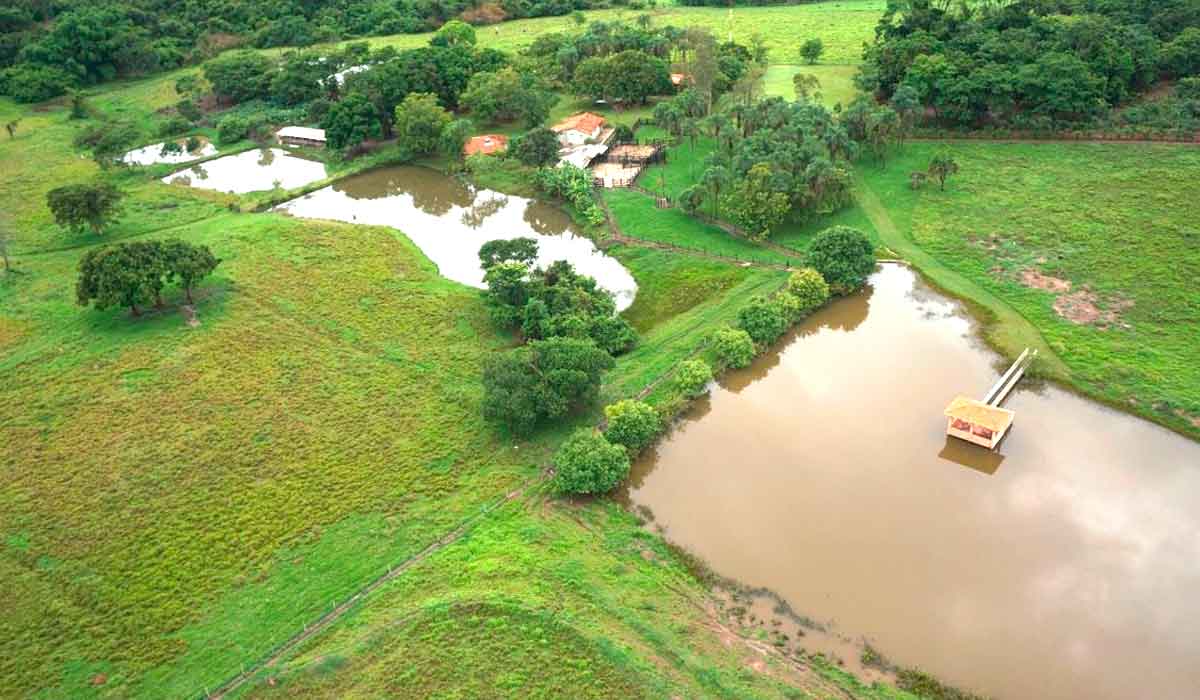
[162,148,328,193]
[625,265,1200,700]
[123,137,217,165]
[275,166,637,309]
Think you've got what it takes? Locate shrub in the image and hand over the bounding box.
[807,226,875,294]
[553,429,631,496]
[785,267,830,314]
[157,116,191,138]
[674,359,713,398]
[712,326,755,369]
[737,296,790,345]
[217,115,252,144]
[604,400,660,454]
[771,290,803,322]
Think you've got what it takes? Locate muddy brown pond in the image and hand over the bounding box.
[624,264,1200,700]
[276,165,636,309]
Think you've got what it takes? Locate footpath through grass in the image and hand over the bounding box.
[856,141,1200,438]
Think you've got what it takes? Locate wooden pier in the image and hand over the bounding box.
[944,349,1037,450]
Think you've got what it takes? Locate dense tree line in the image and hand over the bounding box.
[858,0,1200,128]
[0,0,632,102]
[523,21,752,106]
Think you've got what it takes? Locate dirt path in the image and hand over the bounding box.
[205,477,546,699]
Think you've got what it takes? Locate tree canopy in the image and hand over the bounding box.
[481,337,615,436]
[858,0,1200,128]
[553,429,631,495]
[806,226,875,294]
[47,183,124,235]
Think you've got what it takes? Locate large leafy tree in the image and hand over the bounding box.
[47,183,123,235]
[482,337,615,436]
[553,429,631,495]
[322,92,381,152]
[460,67,555,127]
[393,92,451,156]
[511,127,561,167]
[76,242,159,316]
[573,50,671,104]
[204,51,274,105]
[603,400,660,455]
[162,240,220,304]
[806,226,875,294]
[726,163,789,241]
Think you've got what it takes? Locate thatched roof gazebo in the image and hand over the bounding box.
[944,397,1015,450]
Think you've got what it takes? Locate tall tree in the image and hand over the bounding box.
[440,118,474,161]
[322,92,381,152]
[927,151,960,191]
[727,163,789,241]
[47,183,123,235]
[393,92,451,156]
[163,240,220,304]
[76,243,156,316]
[799,38,825,65]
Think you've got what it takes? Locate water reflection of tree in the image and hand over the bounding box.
[333,166,475,215]
[257,148,275,166]
[719,284,875,395]
[523,200,572,235]
[460,195,508,228]
[623,396,713,491]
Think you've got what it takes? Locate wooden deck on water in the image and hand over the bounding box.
[945,349,1037,450]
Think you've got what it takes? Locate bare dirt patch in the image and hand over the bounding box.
[1053,288,1133,328]
[1016,268,1133,328]
[1020,268,1072,293]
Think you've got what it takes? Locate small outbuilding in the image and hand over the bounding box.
[670,73,691,88]
[277,126,327,148]
[558,143,608,170]
[944,397,1015,451]
[464,134,509,156]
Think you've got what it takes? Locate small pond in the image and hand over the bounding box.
[274,165,637,309]
[624,264,1200,700]
[162,148,328,194]
[123,137,217,166]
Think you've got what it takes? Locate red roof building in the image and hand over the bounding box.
[463,134,509,156]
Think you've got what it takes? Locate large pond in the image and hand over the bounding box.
[162,148,328,194]
[275,166,636,309]
[625,264,1200,700]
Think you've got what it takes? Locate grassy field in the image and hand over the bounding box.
[604,188,802,265]
[355,1,885,64]
[763,64,862,108]
[237,500,918,700]
[856,141,1200,438]
[0,32,897,697]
